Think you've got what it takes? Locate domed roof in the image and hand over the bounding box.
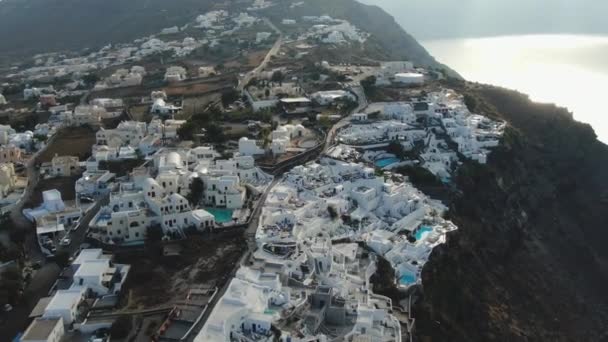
[166,152,182,167]
[142,177,161,189]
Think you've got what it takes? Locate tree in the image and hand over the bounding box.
[387,141,406,160]
[187,178,204,206]
[82,73,100,86]
[464,94,478,112]
[54,250,70,268]
[0,267,22,306]
[318,115,332,129]
[110,315,132,339]
[328,206,338,220]
[360,75,376,92]
[221,88,240,107]
[271,71,284,83]
[146,224,164,242]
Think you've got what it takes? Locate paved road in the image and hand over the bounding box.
[323,85,368,154]
[237,18,283,92]
[185,177,280,341]
[0,124,102,339]
[0,262,60,339]
[187,85,369,340]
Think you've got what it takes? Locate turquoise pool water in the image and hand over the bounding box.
[205,208,234,223]
[399,272,417,285]
[121,240,145,247]
[375,157,400,168]
[415,226,433,241]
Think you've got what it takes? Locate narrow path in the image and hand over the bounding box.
[237,18,283,92]
[188,83,369,340]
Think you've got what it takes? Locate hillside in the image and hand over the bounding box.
[0,0,454,74]
[414,81,608,341]
[263,0,447,68]
[0,0,216,59]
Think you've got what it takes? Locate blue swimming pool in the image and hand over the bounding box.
[205,208,234,223]
[121,240,145,247]
[399,272,417,285]
[415,226,433,241]
[375,157,400,168]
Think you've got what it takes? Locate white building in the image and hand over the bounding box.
[151,98,182,115]
[90,181,215,244]
[164,66,188,83]
[238,137,265,156]
[160,26,180,35]
[42,288,87,325]
[49,155,79,177]
[198,66,217,78]
[96,121,147,148]
[90,98,124,109]
[75,170,115,198]
[394,72,424,85]
[21,317,65,342]
[71,249,130,296]
[268,124,307,156]
[0,163,17,199]
[256,32,272,43]
[352,113,368,122]
[311,90,355,106]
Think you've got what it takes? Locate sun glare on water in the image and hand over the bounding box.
[424,34,608,143]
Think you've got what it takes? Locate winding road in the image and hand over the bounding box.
[237,18,283,92]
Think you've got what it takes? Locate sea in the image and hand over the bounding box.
[422,34,608,143]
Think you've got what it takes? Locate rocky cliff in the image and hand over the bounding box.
[414,81,608,341]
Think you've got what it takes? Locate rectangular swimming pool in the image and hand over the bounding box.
[375,157,400,168]
[399,272,417,285]
[205,208,234,223]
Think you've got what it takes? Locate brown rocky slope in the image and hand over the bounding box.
[413,80,608,341]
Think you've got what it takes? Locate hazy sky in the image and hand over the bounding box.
[359,0,608,40]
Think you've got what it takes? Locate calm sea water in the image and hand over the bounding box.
[422,35,608,143]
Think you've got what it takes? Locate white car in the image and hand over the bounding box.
[60,237,71,246]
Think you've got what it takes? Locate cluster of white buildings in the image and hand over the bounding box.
[0,124,36,151]
[337,89,505,179]
[23,190,84,256]
[0,163,17,196]
[338,119,426,147]
[94,119,185,160]
[197,157,458,341]
[88,146,272,245]
[298,16,369,44]
[239,123,308,157]
[94,66,146,90]
[164,66,188,83]
[22,249,130,341]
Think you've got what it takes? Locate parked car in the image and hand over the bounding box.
[80,196,94,203]
[60,237,71,246]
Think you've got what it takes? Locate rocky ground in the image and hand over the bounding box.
[413,81,608,342]
[116,231,246,309]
